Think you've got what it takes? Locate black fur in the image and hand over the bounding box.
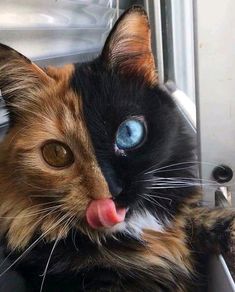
[71,59,197,223]
[3,230,192,292]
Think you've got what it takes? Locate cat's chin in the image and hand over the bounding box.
[108,211,164,237]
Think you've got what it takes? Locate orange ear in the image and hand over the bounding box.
[101,6,158,86]
[0,43,52,104]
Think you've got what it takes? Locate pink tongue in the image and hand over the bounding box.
[86,199,126,229]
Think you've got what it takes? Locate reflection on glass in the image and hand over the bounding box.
[0,0,115,28]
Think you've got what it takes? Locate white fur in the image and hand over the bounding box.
[106,211,165,239]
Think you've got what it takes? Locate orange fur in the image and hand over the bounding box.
[102,7,158,86]
[0,58,111,250]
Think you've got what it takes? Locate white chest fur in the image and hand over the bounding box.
[106,211,164,239]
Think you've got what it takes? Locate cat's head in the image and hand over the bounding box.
[0,6,196,250]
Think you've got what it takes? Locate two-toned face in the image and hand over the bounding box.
[0,7,195,250]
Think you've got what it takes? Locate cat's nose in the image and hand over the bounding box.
[99,161,123,198]
[98,161,123,198]
[108,179,123,198]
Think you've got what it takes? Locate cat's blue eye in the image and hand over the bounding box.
[115,118,146,150]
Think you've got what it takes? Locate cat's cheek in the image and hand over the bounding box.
[40,214,71,242]
[60,189,90,217]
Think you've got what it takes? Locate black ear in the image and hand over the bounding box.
[0,43,51,106]
[101,6,157,86]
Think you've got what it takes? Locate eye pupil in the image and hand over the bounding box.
[42,141,74,168]
[126,125,131,137]
[116,118,146,150]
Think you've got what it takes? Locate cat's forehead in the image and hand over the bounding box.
[14,64,91,148]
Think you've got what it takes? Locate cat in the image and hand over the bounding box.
[0,5,234,292]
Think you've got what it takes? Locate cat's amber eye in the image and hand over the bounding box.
[41,141,74,168]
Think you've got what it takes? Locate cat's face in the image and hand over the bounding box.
[0,7,195,250]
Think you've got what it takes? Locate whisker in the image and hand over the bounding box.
[0,208,59,271]
[16,202,59,213]
[155,166,198,173]
[160,177,217,184]
[39,236,60,292]
[0,212,68,278]
[145,184,216,190]
[141,161,219,176]
[142,193,172,204]
[140,194,173,218]
[149,180,218,187]
[137,175,220,190]
[139,176,218,183]
[0,205,62,219]
[72,228,79,252]
[29,195,62,198]
[22,181,64,193]
[39,214,74,292]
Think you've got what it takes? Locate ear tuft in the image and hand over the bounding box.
[101,6,157,86]
[0,43,31,65]
[0,43,51,105]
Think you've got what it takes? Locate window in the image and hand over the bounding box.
[146,0,235,208]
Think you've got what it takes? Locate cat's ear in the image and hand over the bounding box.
[101,6,157,85]
[0,43,52,106]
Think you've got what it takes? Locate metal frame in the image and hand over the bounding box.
[146,0,196,99]
[144,0,164,83]
[194,0,235,205]
[208,255,235,292]
[170,0,195,101]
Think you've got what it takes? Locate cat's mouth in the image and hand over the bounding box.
[86,199,126,229]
